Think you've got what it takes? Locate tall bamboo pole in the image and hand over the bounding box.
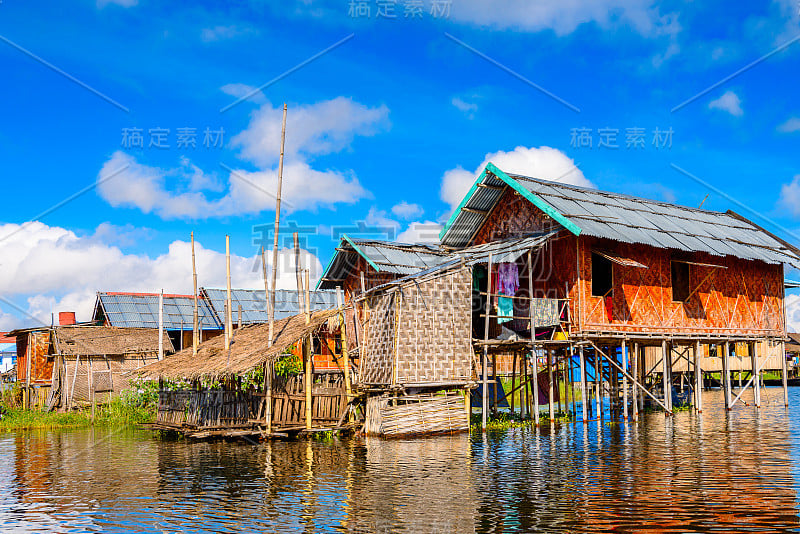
[482,253,493,430]
[547,349,555,422]
[694,340,702,412]
[722,341,732,410]
[632,342,639,421]
[225,235,232,351]
[750,342,760,408]
[662,340,673,414]
[294,233,304,317]
[337,288,351,401]
[158,289,164,360]
[191,232,199,356]
[595,349,602,420]
[261,247,273,347]
[304,268,312,430]
[304,269,311,324]
[269,103,288,345]
[527,250,539,426]
[781,340,788,407]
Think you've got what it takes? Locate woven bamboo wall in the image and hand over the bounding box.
[394,267,473,385]
[360,292,396,385]
[61,352,159,405]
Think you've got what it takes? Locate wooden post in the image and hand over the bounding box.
[492,352,498,417]
[89,357,95,423]
[191,231,199,356]
[294,233,304,318]
[158,289,164,361]
[269,104,288,344]
[526,249,537,425]
[781,340,788,407]
[265,361,272,434]
[482,253,493,431]
[569,346,577,420]
[556,352,563,418]
[547,349,555,422]
[722,341,732,410]
[531,351,539,425]
[305,335,312,430]
[622,340,628,421]
[637,344,645,413]
[337,288,352,401]
[237,305,242,329]
[594,348,602,419]
[750,341,760,408]
[662,340,672,414]
[579,345,588,423]
[511,351,517,416]
[261,247,273,347]
[632,342,639,421]
[225,235,232,351]
[694,340,703,412]
[304,269,311,324]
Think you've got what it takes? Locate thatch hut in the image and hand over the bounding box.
[137,308,354,438]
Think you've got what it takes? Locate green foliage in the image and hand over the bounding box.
[0,383,23,409]
[274,350,302,377]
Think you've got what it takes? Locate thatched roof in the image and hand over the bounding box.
[54,326,172,356]
[136,308,341,380]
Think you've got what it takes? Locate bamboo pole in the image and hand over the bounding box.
[622,340,628,421]
[304,269,311,324]
[547,349,555,422]
[632,342,639,421]
[722,341,732,410]
[158,289,164,361]
[569,346,577,420]
[269,104,288,345]
[521,349,528,419]
[781,340,788,406]
[751,342,760,407]
[337,288,352,402]
[225,235,232,351]
[192,231,199,356]
[511,351,517,416]
[579,345,588,423]
[662,340,673,414]
[237,305,242,329]
[304,268,312,430]
[482,253,493,430]
[265,361,272,434]
[492,353,498,417]
[527,250,539,426]
[532,351,539,425]
[261,247,273,347]
[594,348,602,419]
[294,233,304,318]
[694,341,702,412]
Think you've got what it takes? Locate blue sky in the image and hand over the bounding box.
[1,0,799,328]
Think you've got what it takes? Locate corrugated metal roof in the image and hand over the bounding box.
[202,288,337,323]
[318,237,451,289]
[96,292,223,330]
[440,164,800,269]
[455,231,558,264]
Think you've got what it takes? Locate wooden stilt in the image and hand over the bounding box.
[594,348,602,420]
[781,340,788,407]
[547,349,555,422]
[511,351,517,416]
[662,340,673,414]
[304,336,312,430]
[265,361,272,434]
[622,340,628,421]
[569,346,577,421]
[531,351,538,424]
[555,350,563,418]
[482,253,493,431]
[722,341,732,410]
[579,345,588,423]
[492,352,498,417]
[632,342,639,421]
[522,350,529,420]
[694,340,703,413]
[750,341,760,408]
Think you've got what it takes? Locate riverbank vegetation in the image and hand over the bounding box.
[0,380,159,431]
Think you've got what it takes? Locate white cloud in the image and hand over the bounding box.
[448,0,674,36]
[0,221,322,329]
[778,117,800,133]
[391,201,424,220]
[201,25,253,42]
[397,222,443,245]
[440,146,594,210]
[365,206,401,237]
[777,175,800,218]
[451,97,479,119]
[708,90,743,117]
[232,97,390,168]
[97,96,384,219]
[97,0,137,7]
[785,294,800,332]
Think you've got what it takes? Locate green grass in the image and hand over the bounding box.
[0,386,158,431]
[469,410,574,432]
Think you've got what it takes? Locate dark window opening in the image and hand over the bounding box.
[334,337,342,354]
[591,253,613,297]
[671,261,690,302]
[312,336,322,354]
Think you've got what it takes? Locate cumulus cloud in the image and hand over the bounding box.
[0,221,322,329]
[97,0,137,7]
[97,96,385,219]
[778,117,800,133]
[708,90,743,117]
[448,0,674,36]
[451,96,479,119]
[397,221,443,245]
[201,25,254,42]
[777,175,800,218]
[440,146,594,210]
[391,201,424,220]
[220,83,267,105]
[785,293,800,332]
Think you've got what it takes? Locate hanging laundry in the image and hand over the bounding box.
[497,296,514,324]
[497,262,519,296]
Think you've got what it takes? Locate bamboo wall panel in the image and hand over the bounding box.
[360,293,396,385]
[365,393,469,437]
[394,268,473,384]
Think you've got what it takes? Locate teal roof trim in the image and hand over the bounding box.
[485,162,582,237]
[315,245,341,290]
[343,234,381,272]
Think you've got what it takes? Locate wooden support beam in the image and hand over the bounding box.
[594,349,602,419]
[694,340,703,413]
[547,349,555,423]
[482,253,493,431]
[622,340,628,421]
[579,345,588,423]
[632,342,639,421]
[476,183,504,191]
[750,341,760,408]
[730,350,774,409]
[569,346,577,421]
[460,207,489,215]
[722,341,732,410]
[662,340,673,414]
[781,340,789,407]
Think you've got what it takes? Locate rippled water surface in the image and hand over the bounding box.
[2,388,800,533]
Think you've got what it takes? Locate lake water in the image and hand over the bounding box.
[1,388,799,533]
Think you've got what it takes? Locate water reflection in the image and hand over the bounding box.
[0,389,798,532]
